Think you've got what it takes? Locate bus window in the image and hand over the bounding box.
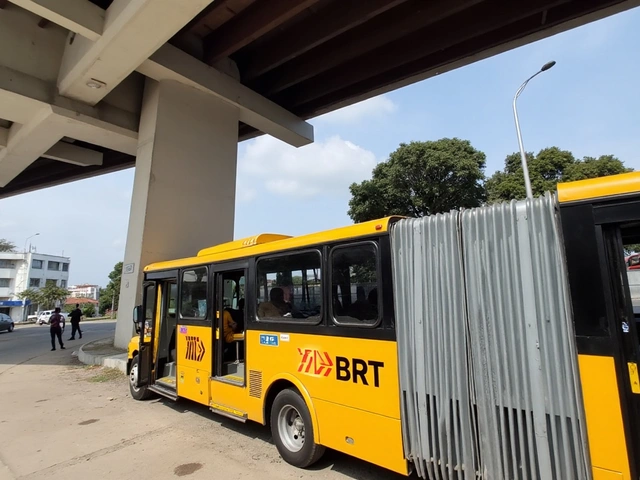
[180,267,208,319]
[330,242,380,327]
[256,250,322,323]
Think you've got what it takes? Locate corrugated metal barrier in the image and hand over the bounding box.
[391,194,590,480]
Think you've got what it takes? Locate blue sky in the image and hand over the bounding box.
[1,7,639,287]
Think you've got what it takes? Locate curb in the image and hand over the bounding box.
[78,337,128,374]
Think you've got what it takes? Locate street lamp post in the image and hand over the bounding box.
[513,61,556,199]
[21,233,40,322]
[23,232,40,253]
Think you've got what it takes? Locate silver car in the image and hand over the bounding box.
[0,313,14,333]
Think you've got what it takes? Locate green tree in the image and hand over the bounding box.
[82,304,96,317]
[348,138,486,222]
[486,148,632,202]
[18,284,69,309]
[0,239,16,252]
[99,262,123,315]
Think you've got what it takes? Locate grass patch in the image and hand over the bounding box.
[87,367,123,383]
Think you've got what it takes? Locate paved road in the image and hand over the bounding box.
[0,319,406,480]
[0,321,116,375]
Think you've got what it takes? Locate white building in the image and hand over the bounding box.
[0,252,71,321]
[68,284,100,301]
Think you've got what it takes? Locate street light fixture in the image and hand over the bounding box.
[513,60,556,199]
[23,233,40,253]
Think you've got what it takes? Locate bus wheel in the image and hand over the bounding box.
[128,356,152,401]
[270,388,325,468]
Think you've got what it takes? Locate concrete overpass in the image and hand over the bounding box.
[0,0,637,346]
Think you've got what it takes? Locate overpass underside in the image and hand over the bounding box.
[0,0,637,198]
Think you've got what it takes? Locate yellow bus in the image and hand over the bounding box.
[127,172,640,480]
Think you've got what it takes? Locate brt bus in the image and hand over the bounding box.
[127,172,640,480]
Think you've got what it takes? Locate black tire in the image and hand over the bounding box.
[128,355,152,401]
[270,388,325,468]
[8,323,14,332]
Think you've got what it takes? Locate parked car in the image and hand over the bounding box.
[0,313,14,333]
[37,311,67,325]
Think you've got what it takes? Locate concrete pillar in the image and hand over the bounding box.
[114,79,239,348]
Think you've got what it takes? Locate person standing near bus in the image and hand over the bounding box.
[68,303,83,340]
[49,307,65,351]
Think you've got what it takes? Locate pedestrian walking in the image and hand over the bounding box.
[68,303,83,340]
[49,307,65,351]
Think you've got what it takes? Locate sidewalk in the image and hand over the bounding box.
[78,337,127,373]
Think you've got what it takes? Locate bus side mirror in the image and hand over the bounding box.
[133,305,143,333]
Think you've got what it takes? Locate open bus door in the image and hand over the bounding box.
[135,282,157,390]
[601,225,640,479]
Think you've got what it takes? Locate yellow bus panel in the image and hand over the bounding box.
[578,354,631,480]
[176,325,212,406]
[558,171,640,203]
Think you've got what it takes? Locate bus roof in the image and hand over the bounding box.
[557,171,640,204]
[144,216,403,272]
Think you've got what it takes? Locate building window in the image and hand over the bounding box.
[180,267,208,319]
[330,242,380,327]
[0,260,15,268]
[48,261,60,271]
[60,280,67,288]
[62,263,69,272]
[46,279,57,286]
[256,250,322,324]
[29,278,41,288]
[32,259,43,269]
[0,278,10,288]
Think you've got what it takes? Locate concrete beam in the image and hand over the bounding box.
[138,44,314,147]
[0,107,62,187]
[8,0,105,41]
[57,0,215,105]
[0,127,8,148]
[42,141,103,166]
[0,65,139,136]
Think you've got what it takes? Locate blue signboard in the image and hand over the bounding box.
[0,300,28,307]
[259,334,279,347]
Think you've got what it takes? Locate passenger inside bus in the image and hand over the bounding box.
[347,286,377,320]
[223,298,244,362]
[257,287,291,317]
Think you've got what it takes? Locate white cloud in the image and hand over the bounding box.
[238,135,377,199]
[315,95,397,124]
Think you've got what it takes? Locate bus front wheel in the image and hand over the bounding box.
[128,355,152,401]
[270,388,325,468]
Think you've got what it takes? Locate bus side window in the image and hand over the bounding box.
[256,250,322,324]
[330,242,381,327]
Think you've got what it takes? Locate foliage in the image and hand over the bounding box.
[486,148,632,202]
[18,284,70,309]
[348,138,487,222]
[64,301,97,317]
[0,239,16,252]
[99,262,123,315]
[83,304,96,317]
[625,244,640,256]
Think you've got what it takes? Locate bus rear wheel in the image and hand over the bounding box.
[270,388,325,468]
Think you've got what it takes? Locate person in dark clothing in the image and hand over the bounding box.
[49,307,65,351]
[68,303,83,340]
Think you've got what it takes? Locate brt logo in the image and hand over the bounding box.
[297,349,384,387]
[297,348,333,377]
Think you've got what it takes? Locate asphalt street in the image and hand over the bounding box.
[0,320,116,375]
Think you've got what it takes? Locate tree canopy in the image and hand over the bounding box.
[99,262,123,315]
[486,148,631,202]
[18,284,70,310]
[348,138,486,222]
[0,239,16,252]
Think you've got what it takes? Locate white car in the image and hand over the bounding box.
[37,311,67,325]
